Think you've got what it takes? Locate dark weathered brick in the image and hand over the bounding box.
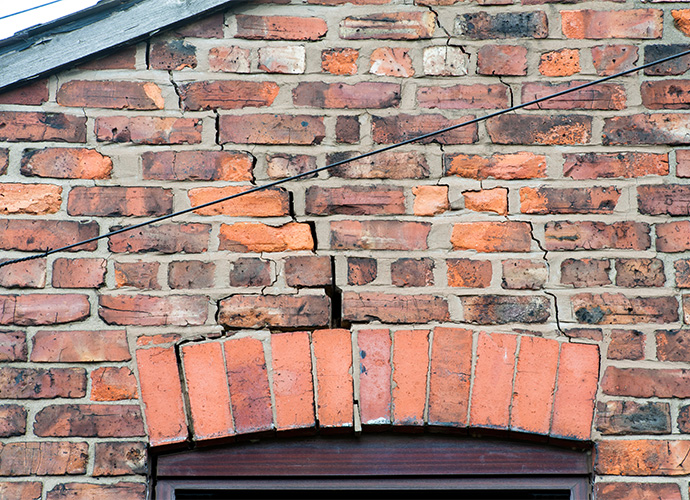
[461,295,550,324]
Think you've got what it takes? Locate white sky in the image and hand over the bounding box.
[0,0,99,40]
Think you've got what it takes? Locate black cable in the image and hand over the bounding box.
[0,0,67,22]
[2,47,690,269]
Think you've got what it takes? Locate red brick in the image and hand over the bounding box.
[0,183,61,214]
[293,82,400,109]
[602,367,690,398]
[31,330,129,362]
[657,221,690,252]
[563,152,668,179]
[46,483,145,500]
[172,13,224,37]
[591,44,638,76]
[428,327,472,427]
[93,442,147,476]
[108,223,210,254]
[340,12,435,40]
[219,294,330,329]
[224,337,273,434]
[0,79,48,105]
[189,186,288,217]
[564,327,603,342]
[538,48,580,77]
[237,15,327,40]
[52,258,106,288]
[372,113,477,145]
[0,331,26,361]
[142,150,254,182]
[307,186,404,216]
[271,331,315,430]
[676,259,690,288]
[455,11,548,39]
[0,148,7,174]
[209,46,250,73]
[90,367,138,401]
[329,151,429,179]
[136,333,180,347]
[544,221,650,251]
[487,114,592,145]
[445,151,546,180]
[608,329,645,361]
[451,221,532,252]
[0,405,27,437]
[370,47,413,77]
[550,343,598,440]
[604,113,690,145]
[335,116,360,144]
[392,329,429,426]
[219,222,313,252]
[182,342,234,441]
[342,292,449,323]
[0,258,46,288]
[0,367,85,399]
[657,329,690,362]
[331,220,430,250]
[258,46,305,74]
[595,482,681,500]
[470,332,517,429]
[168,260,215,289]
[523,81,625,110]
[560,258,611,287]
[136,346,187,446]
[615,258,665,287]
[573,293,678,324]
[114,261,160,290]
[179,81,279,110]
[447,259,492,288]
[677,150,690,178]
[0,112,86,142]
[678,404,690,433]
[57,80,164,109]
[642,80,690,110]
[228,258,271,287]
[21,148,113,179]
[149,40,197,70]
[78,46,136,70]
[639,184,690,216]
[348,257,377,285]
[418,84,508,110]
[596,440,690,476]
[562,9,662,39]
[321,48,358,75]
[358,329,391,426]
[95,116,202,145]
[463,188,508,215]
[501,260,547,290]
[511,337,559,435]
[285,255,332,287]
[644,44,690,76]
[99,294,207,326]
[34,404,144,437]
[0,481,41,499]
[0,442,88,475]
[411,185,448,216]
[391,258,434,287]
[462,295,551,324]
[267,153,316,179]
[0,294,90,326]
[219,114,324,145]
[313,329,353,428]
[596,401,670,435]
[477,45,527,76]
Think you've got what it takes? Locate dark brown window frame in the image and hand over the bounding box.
[154,434,591,499]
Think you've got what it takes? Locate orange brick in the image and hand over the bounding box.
[510,336,559,435]
[313,329,353,428]
[189,186,289,216]
[463,188,508,215]
[357,329,391,426]
[136,347,187,446]
[392,329,429,426]
[550,342,599,440]
[271,331,315,431]
[451,221,532,252]
[470,332,517,429]
[219,222,314,252]
[562,9,663,39]
[90,367,138,401]
[596,439,690,475]
[673,9,690,37]
[0,183,61,215]
[412,185,449,216]
[224,337,273,434]
[539,49,580,77]
[182,342,234,441]
[322,48,358,75]
[428,327,472,427]
[31,330,129,362]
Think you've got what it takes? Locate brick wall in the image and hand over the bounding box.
[1,0,690,498]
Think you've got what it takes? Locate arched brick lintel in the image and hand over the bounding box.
[135,328,600,448]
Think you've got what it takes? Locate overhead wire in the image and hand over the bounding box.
[0,0,67,22]
[2,47,690,269]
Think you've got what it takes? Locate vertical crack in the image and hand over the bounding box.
[168,70,182,110]
[527,221,565,336]
[498,76,514,107]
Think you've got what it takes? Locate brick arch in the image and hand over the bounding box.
[135,328,599,447]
